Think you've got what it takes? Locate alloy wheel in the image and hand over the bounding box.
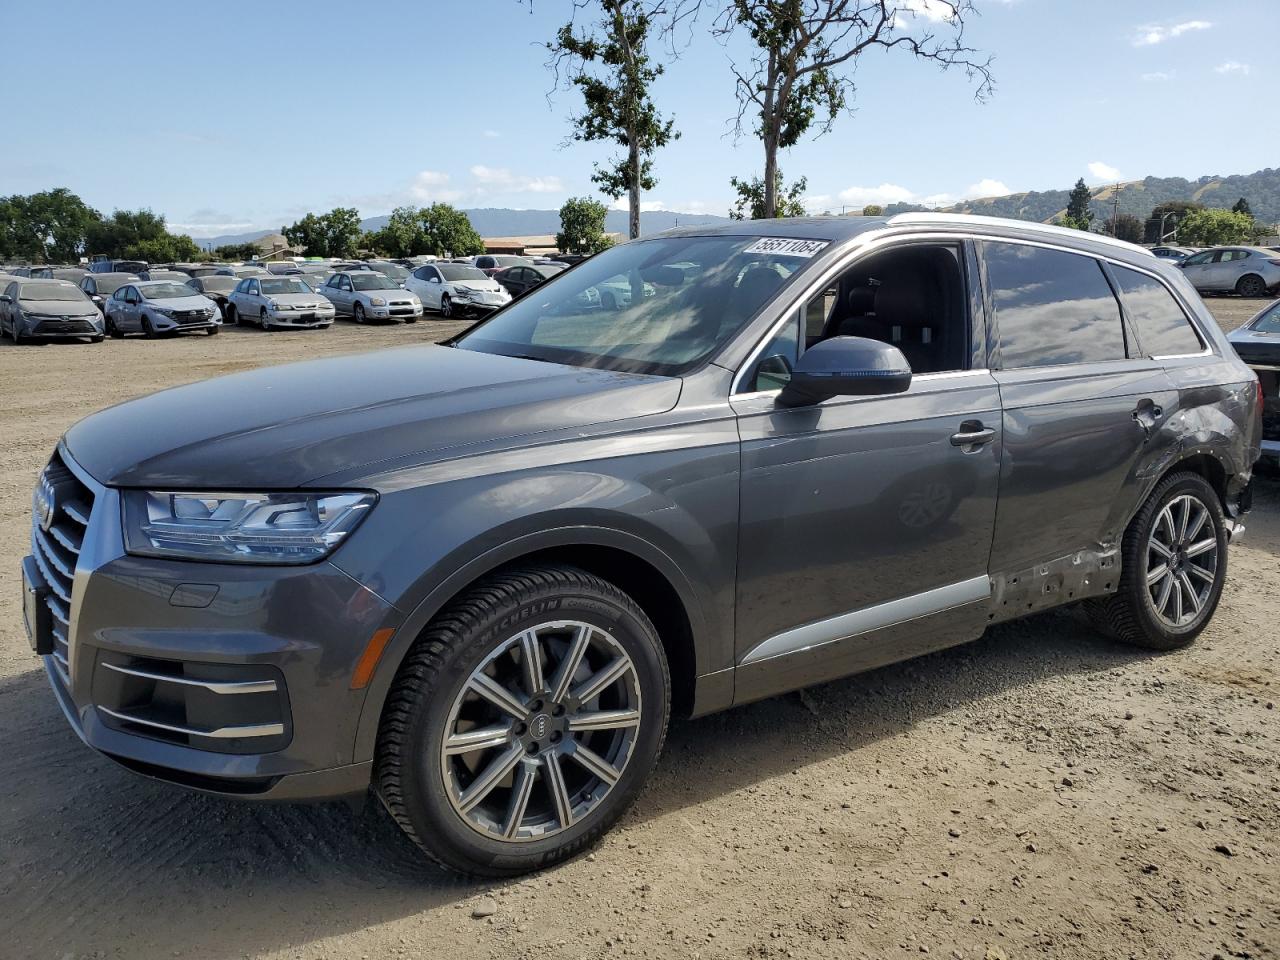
[1145,493,1219,628]
[440,619,642,843]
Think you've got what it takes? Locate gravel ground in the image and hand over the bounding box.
[1,300,1276,960]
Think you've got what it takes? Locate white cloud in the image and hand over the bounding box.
[482,129,501,138]
[825,178,1012,211]
[1141,70,1175,82]
[1214,61,1251,75]
[1087,161,1121,182]
[1132,19,1211,46]
[469,165,564,193]
[408,170,462,203]
[837,183,918,207]
[966,178,1011,198]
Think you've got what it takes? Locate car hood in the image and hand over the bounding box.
[63,345,681,488]
[450,278,503,292]
[268,292,330,306]
[1227,326,1280,366]
[21,299,97,317]
[145,294,214,311]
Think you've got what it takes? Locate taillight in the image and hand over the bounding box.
[1268,259,1280,267]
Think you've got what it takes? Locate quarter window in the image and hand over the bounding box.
[1110,265,1203,357]
[984,242,1126,368]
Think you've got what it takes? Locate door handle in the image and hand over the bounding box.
[950,422,996,447]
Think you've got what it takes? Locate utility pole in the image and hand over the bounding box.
[1110,184,1120,237]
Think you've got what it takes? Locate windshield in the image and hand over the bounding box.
[197,276,238,293]
[1252,302,1280,334]
[142,283,199,300]
[494,256,532,267]
[114,261,148,273]
[260,278,312,295]
[20,283,89,302]
[456,235,812,376]
[95,276,132,294]
[351,273,397,291]
[439,265,487,283]
[370,262,409,280]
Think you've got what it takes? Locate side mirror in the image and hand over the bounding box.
[430,276,441,283]
[777,336,912,408]
[0,295,10,303]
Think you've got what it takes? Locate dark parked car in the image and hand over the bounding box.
[474,254,533,277]
[184,274,240,311]
[494,262,566,297]
[1227,298,1280,465]
[79,272,139,314]
[89,258,148,275]
[24,215,1261,877]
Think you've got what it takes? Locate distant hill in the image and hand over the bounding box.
[193,208,728,248]
[885,167,1280,227]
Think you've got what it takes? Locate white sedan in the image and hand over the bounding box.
[405,262,510,318]
[225,276,336,330]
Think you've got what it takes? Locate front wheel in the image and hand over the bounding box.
[440,294,453,318]
[375,565,671,877]
[106,316,124,339]
[259,308,271,331]
[142,316,159,339]
[353,303,366,324]
[205,325,219,336]
[225,304,238,326]
[1086,472,1227,650]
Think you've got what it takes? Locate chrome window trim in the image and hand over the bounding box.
[729,229,1215,396]
[732,367,993,402]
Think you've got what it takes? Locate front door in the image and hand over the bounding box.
[731,240,1001,704]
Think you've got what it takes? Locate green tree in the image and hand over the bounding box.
[373,206,428,257]
[717,0,992,219]
[1232,197,1252,217]
[861,204,883,216]
[549,0,679,240]
[282,213,328,256]
[85,208,198,262]
[0,188,101,262]
[1064,178,1094,230]
[1106,213,1143,244]
[419,203,485,257]
[213,242,262,261]
[283,208,362,258]
[1176,209,1255,247]
[729,171,808,220]
[556,197,614,254]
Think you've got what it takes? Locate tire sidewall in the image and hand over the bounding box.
[391,577,669,875]
[1131,473,1228,645]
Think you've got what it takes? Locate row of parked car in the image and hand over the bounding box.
[0,251,590,343]
[1149,244,1280,298]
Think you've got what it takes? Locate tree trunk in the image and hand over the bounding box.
[628,139,641,240]
[763,132,778,220]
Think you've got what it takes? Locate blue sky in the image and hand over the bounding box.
[2,0,1276,235]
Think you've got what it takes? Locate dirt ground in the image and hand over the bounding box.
[1,299,1276,960]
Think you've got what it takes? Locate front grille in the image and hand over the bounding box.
[32,316,97,333]
[173,310,210,325]
[32,451,96,690]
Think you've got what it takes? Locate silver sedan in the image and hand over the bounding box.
[316,271,423,323]
[1176,247,1280,298]
[224,276,336,330]
[103,280,222,337]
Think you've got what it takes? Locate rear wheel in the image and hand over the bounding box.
[375,565,670,877]
[1236,274,1267,298]
[1086,472,1227,650]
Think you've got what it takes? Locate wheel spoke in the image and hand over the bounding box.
[543,752,574,829]
[1154,573,1174,615]
[1185,504,1209,542]
[567,708,641,733]
[519,629,545,698]
[1176,497,1191,541]
[1188,563,1215,583]
[501,761,537,838]
[1185,537,1217,559]
[1177,571,1202,613]
[1148,539,1173,560]
[550,624,591,702]
[458,744,524,814]
[1145,563,1169,587]
[1172,576,1184,623]
[569,742,621,786]
[445,724,513,756]
[1157,506,1176,544]
[571,656,632,706]
[469,673,529,721]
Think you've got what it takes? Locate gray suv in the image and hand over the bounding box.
[23,215,1261,877]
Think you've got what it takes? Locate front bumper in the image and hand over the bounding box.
[368,304,422,320]
[26,315,104,338]
[454,299,505,316]
[34,452,400,800]
[267,307,336,327]
[152,313,219,333]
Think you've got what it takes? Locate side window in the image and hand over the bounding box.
[984,242,1125,368]
[1182,251,1212,266]
[247,280,260,296]
[1110,265,1203,357]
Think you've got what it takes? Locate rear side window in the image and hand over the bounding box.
[1110,265,1203,357]
[985,242,1125,368]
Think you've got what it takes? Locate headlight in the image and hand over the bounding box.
[123,490,376,564]
[453,286,473,299]
[153,306,175,317]
[369,297,387,306]
[267,300,280,310]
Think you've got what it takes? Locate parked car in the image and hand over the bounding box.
[404,262,510,318]
[25,214,1262,876]
[1150,246,1193,261]
[89,258,148,275]
[103,280,221,337]
[184,265,226,278]
[317,271,422,323]
[183,274,240,312]
[79,272,139,314]
[474,254,533,277]
[1227,298,1280,465]
[0,278,104,343]
[215,266,271,279]
[50,267,88,283]
[224,276,336,330]
[139,269,195,283]
[365,260,411,285]
[494,262,566,298]
[1177,247,1280,298]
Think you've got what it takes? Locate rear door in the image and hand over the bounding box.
[981,239,1176,583]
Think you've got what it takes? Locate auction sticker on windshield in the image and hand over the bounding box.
[742,238,830,258]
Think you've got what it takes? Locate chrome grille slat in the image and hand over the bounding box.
[63,500,91,526]
[100,661,279,695]
[30,544,71,603]
[33,527,74,580]
[96,705,285,740]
